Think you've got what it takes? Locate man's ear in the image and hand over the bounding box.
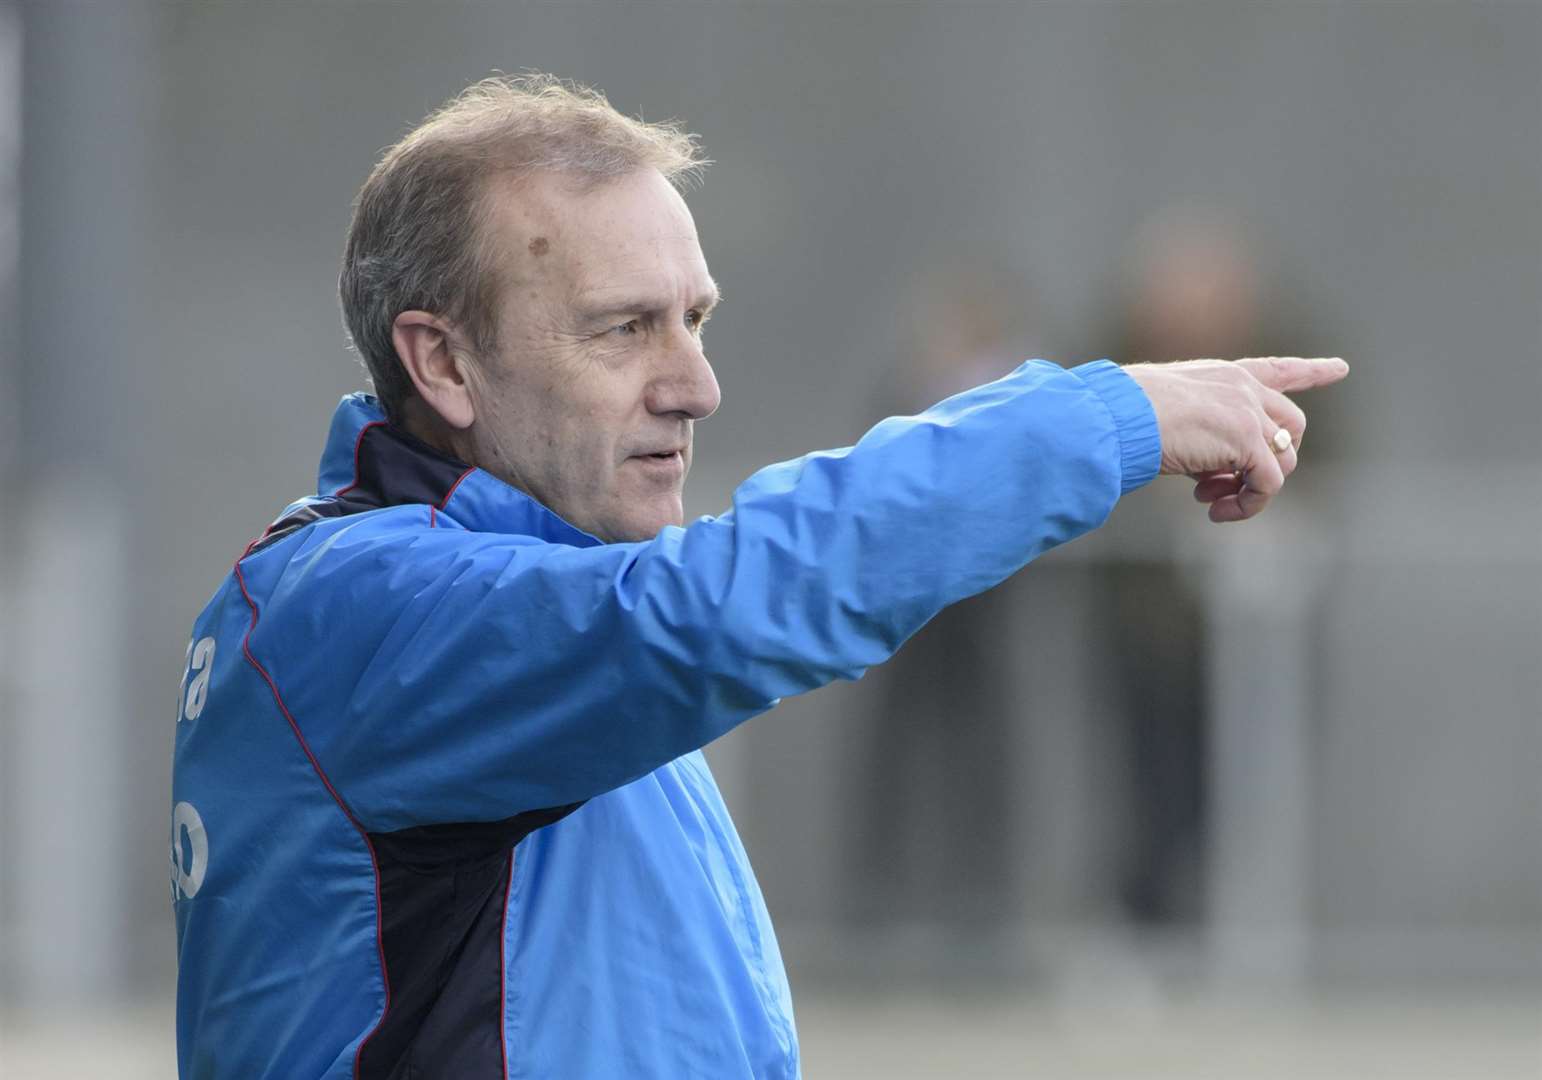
[392,310,476,430]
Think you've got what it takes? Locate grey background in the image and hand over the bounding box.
[2,0,1538,1074]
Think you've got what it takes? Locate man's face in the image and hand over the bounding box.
[462,168,721,543]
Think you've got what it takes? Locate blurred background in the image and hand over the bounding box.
[1,1,1538,1076]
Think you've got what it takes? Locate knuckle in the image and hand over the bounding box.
[1243,463,1283,496]
[1236,407,1263,440]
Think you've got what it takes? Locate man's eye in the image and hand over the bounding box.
[611,320,641,336]
[686,310,708,332]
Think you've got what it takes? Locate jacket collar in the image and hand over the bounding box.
[317,393,603,548]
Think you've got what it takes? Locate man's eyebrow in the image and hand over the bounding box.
[578,282,723,319]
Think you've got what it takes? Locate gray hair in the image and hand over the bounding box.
[339,73,708,421]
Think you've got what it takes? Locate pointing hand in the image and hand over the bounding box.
[1121,356,1350,523]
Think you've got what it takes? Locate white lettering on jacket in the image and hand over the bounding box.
[180,636,216,722]
[170,801,208,900]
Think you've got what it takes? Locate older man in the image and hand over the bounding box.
[170,75,1346,1078]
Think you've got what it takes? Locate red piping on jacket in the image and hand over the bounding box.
[334,421,386,497]
[429,466,476,529]
[499,852,515,1078]
[232,559,392,1079]
[225,419,470,1071]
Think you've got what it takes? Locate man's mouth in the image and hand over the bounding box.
[629,448,686,475]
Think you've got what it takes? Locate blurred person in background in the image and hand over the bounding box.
[168,75,1345,1078]
[1096,206,1338,927]
[852,261,1051,933]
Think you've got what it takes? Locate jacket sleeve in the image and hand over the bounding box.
[246,358,1160,831]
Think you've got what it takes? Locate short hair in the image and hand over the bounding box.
[339,73,708,421]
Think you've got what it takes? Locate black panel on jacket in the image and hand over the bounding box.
[358,805,584,1079]
[245,421,588,1078]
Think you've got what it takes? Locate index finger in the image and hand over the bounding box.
[1234,356,1350,393]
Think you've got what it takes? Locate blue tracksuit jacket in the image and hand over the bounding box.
[170,358,1161,1078]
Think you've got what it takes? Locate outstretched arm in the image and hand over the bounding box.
[245,358,1159,830]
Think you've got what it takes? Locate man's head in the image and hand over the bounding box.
[340,75,721,542]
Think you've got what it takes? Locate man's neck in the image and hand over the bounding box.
[397,397,477,466]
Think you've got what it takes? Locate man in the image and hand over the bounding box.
[170,75,1346,1078]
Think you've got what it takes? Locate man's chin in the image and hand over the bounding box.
[604,498,685,544]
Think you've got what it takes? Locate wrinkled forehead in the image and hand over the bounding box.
[485,168,712,304]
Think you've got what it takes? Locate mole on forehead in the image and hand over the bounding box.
[528,236,550,256]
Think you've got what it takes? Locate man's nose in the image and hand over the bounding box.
[647,331,721,420]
